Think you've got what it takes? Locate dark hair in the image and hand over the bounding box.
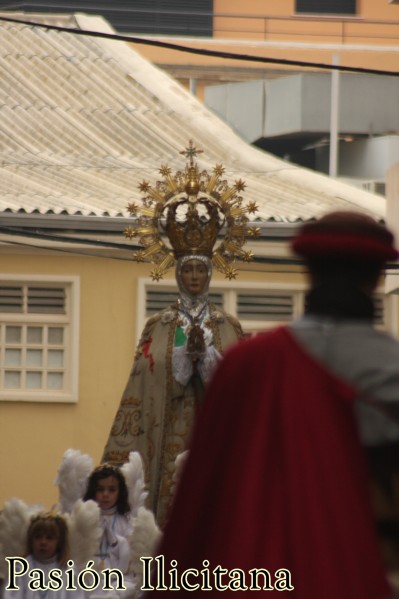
[302,253,381,320]
[83,465,130,515]
[305,256,382,289]
[26,514,69,566]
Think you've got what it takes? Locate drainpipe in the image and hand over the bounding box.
[329,55,340,177]
[189,78,197,96]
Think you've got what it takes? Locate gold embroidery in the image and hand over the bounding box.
[154,316,178,521]
[225,313,244,339]
[208,304,222,352]
[102,303,242,526]
[110,402,143,440]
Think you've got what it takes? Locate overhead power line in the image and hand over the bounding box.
[1,224,399,272]
[0,14,398,77]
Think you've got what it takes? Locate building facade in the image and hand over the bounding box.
[0,10,395,511]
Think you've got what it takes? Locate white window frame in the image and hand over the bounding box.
[377,288,399,337]
[137,277,307,342]
[137,278,399,341]
[0,274,80,403]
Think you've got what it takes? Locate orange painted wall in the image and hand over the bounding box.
[131,0,399,102]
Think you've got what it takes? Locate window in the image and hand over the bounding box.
[138,278,398,339]
[375,292,399,335]
[138,278,306,339]
[0,1,214,35]
[237,292,295,322]
[146,288,223,317]
[296,0,356,15]
[0,276,79,403]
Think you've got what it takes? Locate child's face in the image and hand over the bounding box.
[95,475,120,510]
[31,532,58,562]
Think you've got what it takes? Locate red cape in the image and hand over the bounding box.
[146,327,391,598]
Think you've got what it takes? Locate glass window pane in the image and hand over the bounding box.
[5,326,22,344]
[296,0,355,13]
[5,371,21,388]
[47,372,63,390]
[26,372,42,389]
[26,349,43,367]
[27,327,43,344]
[48,327,64,345]
[48,350,64,368]
[5,349,21,367]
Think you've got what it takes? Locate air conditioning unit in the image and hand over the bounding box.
[360,180,386,196]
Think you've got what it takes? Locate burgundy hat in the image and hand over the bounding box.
[291,211,398,262]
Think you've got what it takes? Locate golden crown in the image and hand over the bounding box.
[30,510,66,525]
[124,141,259,280]
[92,462,121,474]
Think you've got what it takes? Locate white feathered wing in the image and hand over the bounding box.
[129,507,162,591]
[0,498,43,578]
[65,499,101,569]
[171,450,189,498]
[54,448,94,514]
[120,452,148,518]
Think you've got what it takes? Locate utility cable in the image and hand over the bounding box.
[0,14,398,77]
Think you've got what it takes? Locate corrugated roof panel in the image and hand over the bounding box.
[0,12,387,221]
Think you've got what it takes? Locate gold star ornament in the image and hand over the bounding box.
[124,142,258,281]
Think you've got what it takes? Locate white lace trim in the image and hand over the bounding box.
[172,344,222,386]
[172,345,193,386]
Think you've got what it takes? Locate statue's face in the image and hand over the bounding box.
[180,259,210,296]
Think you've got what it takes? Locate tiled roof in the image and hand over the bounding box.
[0,12,386,222]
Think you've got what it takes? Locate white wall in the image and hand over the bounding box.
[205,73,399,141]
[317,135,399,179]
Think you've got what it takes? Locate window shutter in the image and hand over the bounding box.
[374,295,385,326]
[0,286,23,313]
[0,285,65,314]
[146,290,178,316]
[27,287,66,314]
[237,293,294,322]
[146,289,223,316]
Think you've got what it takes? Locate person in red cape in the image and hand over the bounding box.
[144,211,399,598]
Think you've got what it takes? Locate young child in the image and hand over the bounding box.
[83,465,134,596]
[4,513,84,599]
[54,449,146,597]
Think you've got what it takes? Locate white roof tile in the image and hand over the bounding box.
[0,12,387,221]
